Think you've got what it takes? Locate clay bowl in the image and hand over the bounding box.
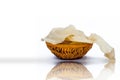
[46,41,93,60]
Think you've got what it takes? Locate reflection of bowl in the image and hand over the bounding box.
[46,62,93,80]
[46,41,93,59]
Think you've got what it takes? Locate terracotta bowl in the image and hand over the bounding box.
[46,41,93,59]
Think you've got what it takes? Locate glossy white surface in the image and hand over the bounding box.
[0,0,120,80]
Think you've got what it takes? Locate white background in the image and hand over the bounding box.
[0,0,120,80]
